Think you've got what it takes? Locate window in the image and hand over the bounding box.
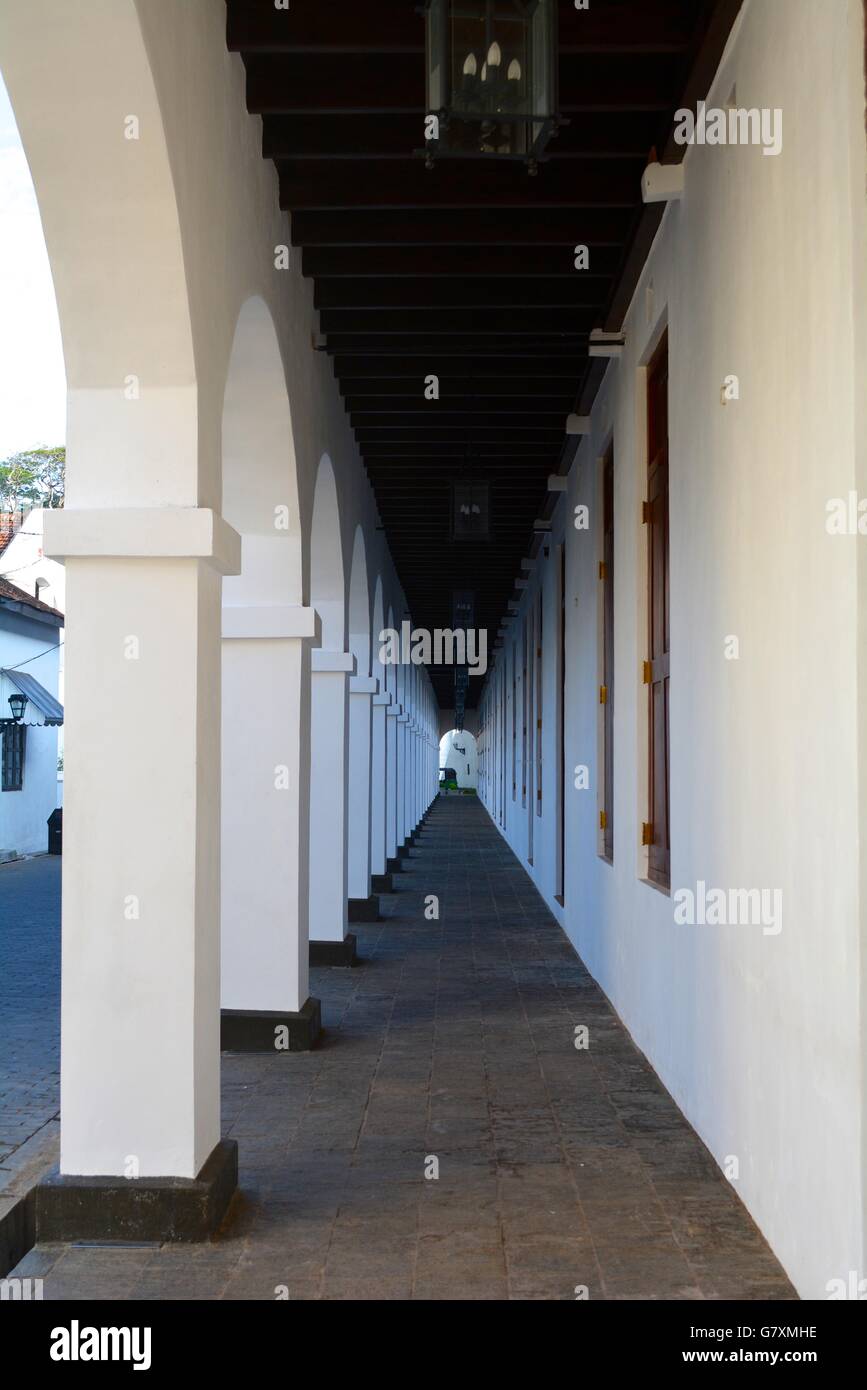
[535,590,543,815]
[645,334,670,888]
[556,544,566,901]
[511,642,517,800]
[2,723,26,792]
[601,447,614,862]
[521,617,528,805]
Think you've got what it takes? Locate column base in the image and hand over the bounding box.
[371,873,393,894]
[310,933,358,967]
[0,1193,34,1278]
[221,998,321,1052]
[386,856,404,875]
[34,1140,238,1245]
[348,894,381,923]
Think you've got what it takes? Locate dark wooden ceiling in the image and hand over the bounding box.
[226,0,741,708]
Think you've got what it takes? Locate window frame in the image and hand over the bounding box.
[2,722,27,793]
[645,331,671,890]
[601,445,615,864]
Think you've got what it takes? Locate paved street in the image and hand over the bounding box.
[0,855,60,1173]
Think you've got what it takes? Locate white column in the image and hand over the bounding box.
[221,603,318,1015]
[386,702,399,860]
[45,507,239,1180]
[371,691,390,876]
[347,675,377,900]
[402,713,413,840]
[397,711,409,845]
[309,650,355,942]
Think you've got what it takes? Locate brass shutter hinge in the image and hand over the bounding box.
[642,661,652,685]
[599,561,607,580]
[641,822,653,846]
[599,685,608,705]
[600,810,608,830]
[642,500,651,524]
[537,718,542,730]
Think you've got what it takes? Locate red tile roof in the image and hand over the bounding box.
[0,512,24,554]
[0,575,64,621]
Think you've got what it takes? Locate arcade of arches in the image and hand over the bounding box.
[0,0,865,1303]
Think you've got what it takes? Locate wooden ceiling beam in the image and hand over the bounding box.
[349,397,572,415]
[264,112,659,160]
[315,279,607,310]
[356,427,564,443]
[323,335,592,354]
[224,0,741,703]
[319,308,597,334]
[333,356,587,378]
[361,444,563,457]
[291,208,631,245]
[342,378,578,396]
[303,246,621,277]
[351,412,568,429]
[246,53,680,115]
[279,160,641,211]
[228,0,693,55]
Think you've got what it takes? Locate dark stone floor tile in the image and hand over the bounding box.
[3,800,796,1301]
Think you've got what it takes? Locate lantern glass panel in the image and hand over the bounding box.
[452,3,530,156]
[427,0,446,111]
[426,3,557,161]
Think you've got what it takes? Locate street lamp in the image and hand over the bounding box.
[424,0,560,171]
[7,693,27,723]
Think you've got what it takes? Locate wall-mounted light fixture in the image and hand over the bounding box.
[1,693,27,726]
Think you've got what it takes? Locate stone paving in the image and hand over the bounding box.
[0,856,60,1173]
[8,800,795,1300]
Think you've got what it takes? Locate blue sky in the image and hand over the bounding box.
[0,73,66,460]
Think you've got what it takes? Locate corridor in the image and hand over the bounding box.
[0,0,864,1310]
[12,799,792,1301]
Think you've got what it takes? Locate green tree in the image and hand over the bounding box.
[0,447,65,512]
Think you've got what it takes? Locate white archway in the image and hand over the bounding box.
[220,296,315,1034]
[0,0,232,1187]
[369,577,390,879]
[348,526,371,679]
[310,454,345,652]
[384,603,401,863]
[439,729,479,791]
[308,456,353,952]
[346,529,377,906]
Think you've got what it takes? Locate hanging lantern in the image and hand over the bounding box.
[424,0,560,170]
[8,692,27,723]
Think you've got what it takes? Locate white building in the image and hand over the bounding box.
[0,0,864,1303]
[0,506,66,806]
[0,506,67,613]
[0,575,63,858]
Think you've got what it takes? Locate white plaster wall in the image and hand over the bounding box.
[0,611,60,856]
[482,0,867,1298]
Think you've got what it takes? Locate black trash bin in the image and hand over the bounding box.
[48,807,63,855]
